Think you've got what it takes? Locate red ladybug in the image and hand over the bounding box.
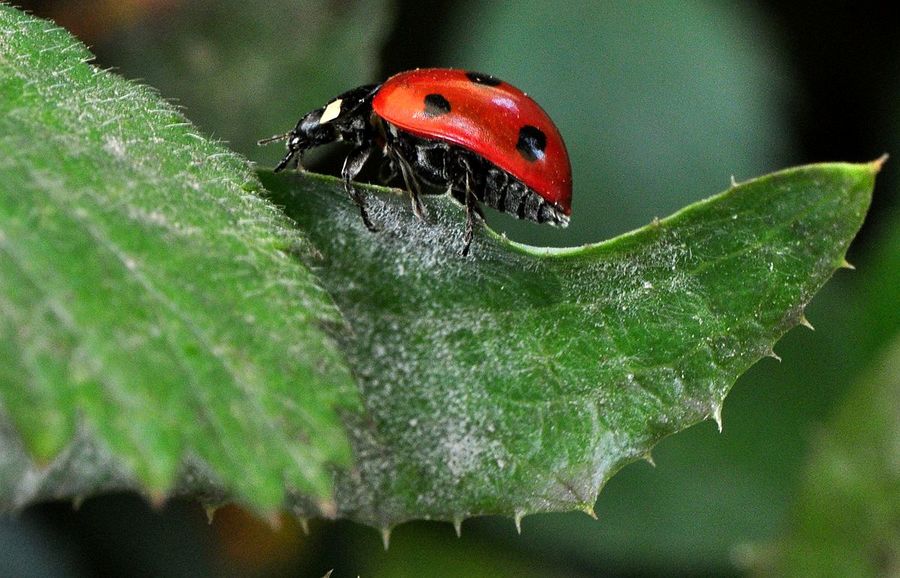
[259,68,572,255]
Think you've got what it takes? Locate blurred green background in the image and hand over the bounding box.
[2,0,897,576]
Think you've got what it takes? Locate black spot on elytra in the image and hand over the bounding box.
[423,93,451,117]
[466,71,502,86]
[516,125,547,162]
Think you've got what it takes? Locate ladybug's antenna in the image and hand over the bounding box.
[257,132,292,146]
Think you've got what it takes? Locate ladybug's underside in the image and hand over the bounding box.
[385,125,569,227]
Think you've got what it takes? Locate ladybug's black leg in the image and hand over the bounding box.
[273,148,298,173]
[394,152,429,221]
[342,145,379,232]
[459,162,485,257]
[258,131,306,173]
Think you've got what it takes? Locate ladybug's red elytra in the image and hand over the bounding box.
[259,68,572,255]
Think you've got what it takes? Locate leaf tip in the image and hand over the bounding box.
[453,517,463,538]
[72,495,85,511]
[31,453,54,471]
[581,504,598,520]
[839,258,856,270]
[299,517,310,535]
[317,498,337,519]
[713,404,724,433]
[148,490,167,511]
[204,505,218,525]
[766,348,783,363]
[870,153,889,172]
[265,511,284,532]
[380,526,392,550]
[642,451,656,467]
[514,509,525,534]
[798,315,815,331]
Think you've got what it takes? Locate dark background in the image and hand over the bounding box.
[2,1,897,576]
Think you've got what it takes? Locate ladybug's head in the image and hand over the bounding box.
[257,130,309,173]
[259,83,380,173]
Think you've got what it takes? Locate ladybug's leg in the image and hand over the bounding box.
[342,145,379,232]
[394,153,429,221]
[260,132,308,173]
[458,161,485,257]
[273,148,297,173]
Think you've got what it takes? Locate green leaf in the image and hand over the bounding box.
[259,158,877,528]
[0,7,880,530]
[770,336,900,577]
[439,3,801,566]
[0,6,360,510]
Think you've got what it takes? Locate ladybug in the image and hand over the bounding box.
[259,68,572,255]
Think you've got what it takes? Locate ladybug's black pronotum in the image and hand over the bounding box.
[260,68,572,255]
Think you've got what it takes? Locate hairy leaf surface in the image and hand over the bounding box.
[0,6,359,511]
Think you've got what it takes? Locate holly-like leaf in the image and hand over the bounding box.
[258,158,877,529]
[0,6,360,511]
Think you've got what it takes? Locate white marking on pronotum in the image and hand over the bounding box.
[319,98,343,124]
